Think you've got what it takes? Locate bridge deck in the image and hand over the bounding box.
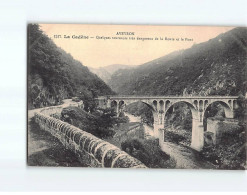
[107,96,238,100]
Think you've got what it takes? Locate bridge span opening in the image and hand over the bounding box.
[124,101,154,126]
[97,95,238,151]
[164,102,193,145]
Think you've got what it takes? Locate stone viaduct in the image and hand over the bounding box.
[97,95,239,151]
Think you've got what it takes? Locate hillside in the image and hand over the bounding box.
[89,67,112,84]
[89,64,136,83]
[28,24,114,109]
[108,27,247,96]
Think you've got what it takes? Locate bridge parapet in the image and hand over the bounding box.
[104,95,238,114]
[99,95,239,151]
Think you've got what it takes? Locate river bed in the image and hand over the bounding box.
[124,112,154,138]
[124,112,214,169]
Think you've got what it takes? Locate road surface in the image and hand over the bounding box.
[27,99,84,167]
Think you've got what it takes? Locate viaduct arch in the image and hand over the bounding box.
[97,96,238,151]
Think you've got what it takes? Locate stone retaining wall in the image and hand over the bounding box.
[207,118,242,145]
[34,112,146,168]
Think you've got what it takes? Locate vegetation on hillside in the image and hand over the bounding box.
[200,127,246,170]
[165,102,192,130]
[108,27,247,97]
[115,28,246,168]
[125,101,154,126]
[60,107,127,139]
[28,24,114,109]
[121,138,176,168]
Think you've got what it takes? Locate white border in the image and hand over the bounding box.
[0,0,246,192]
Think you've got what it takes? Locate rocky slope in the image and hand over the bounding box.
[108,27,247,96]
[28,24,114,109]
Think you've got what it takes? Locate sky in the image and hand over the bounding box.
[40,24,234,68]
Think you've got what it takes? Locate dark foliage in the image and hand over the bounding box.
[235,95,247,121]
[121,138,176,168]
[61,107,127,139]
[28,24,114,109]
[200,130,246,170]
[125,101,154,126]
[165,103,192,131]
[163,131,186,144]
[108,27,247,97]
[77,91,98,113]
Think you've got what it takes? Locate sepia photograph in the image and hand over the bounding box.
[27,24,247,170]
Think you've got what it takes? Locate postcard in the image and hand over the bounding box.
[27,24,246,169]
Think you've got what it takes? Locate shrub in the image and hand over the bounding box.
[163,131,186,144]
[200,131,246,170]
[61,106,127,139]
[121,138,176,168]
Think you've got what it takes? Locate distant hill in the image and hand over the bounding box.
[108,27,247,96]
[89,64,136,83]
[28,24,114,109]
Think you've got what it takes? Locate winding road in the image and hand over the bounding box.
[27,99,84,166]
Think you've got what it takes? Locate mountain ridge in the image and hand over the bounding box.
[108,27,247,96]
[89,64,136,83]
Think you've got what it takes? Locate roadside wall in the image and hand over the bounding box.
[34,112,146,168]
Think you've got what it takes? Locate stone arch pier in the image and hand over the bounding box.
[97,96,238,151]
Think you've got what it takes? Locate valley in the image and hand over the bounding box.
[28,24,247,169]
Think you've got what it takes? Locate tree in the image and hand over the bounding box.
[28,24,114,109]
[61,107,128,139]
[235,95,246,121]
